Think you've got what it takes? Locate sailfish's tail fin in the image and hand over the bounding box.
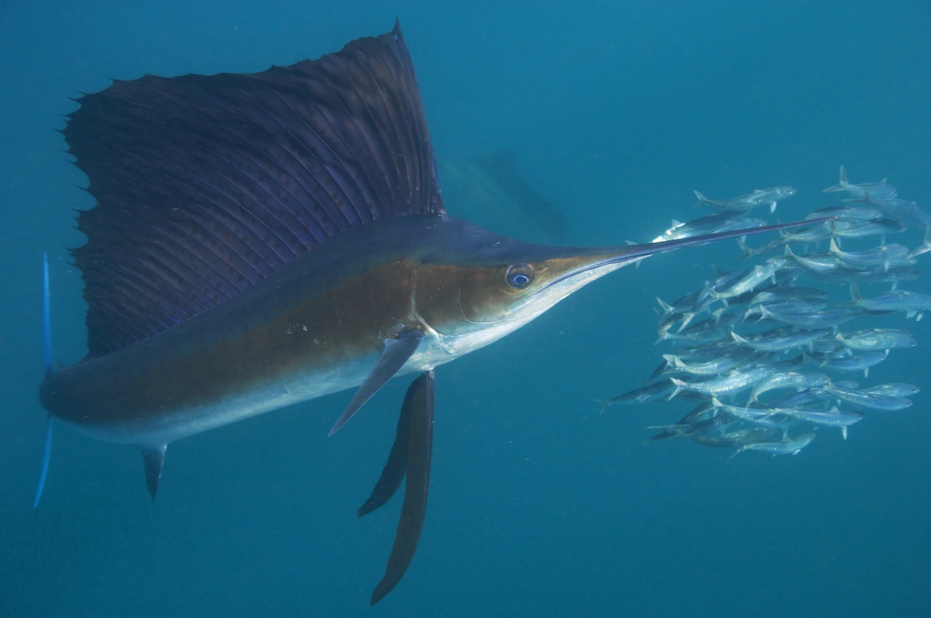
[34,253,54,508]
[42,253,52,373]
[33,418,53,508]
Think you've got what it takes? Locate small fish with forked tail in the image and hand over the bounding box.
[823,165,897,200]
[842,284,931,320]
[729,432,816,459]
[807,349,888,378]
[827,238,914,272]
[651,212,766,243]
[835,328,917,352]
[826,386,913,412]
[668,366,776,400]
[694,186,797,213]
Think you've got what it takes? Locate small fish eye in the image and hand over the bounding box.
[505,264,534,289]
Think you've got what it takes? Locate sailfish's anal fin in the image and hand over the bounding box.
[328,329,425,436]
[370,370,435,606]
[141,445,167,500]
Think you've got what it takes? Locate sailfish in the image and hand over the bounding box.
[36,20,825,605]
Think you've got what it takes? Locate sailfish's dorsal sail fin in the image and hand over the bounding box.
[63,19,444,358]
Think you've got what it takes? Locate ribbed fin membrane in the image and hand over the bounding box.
[63,20,444,357]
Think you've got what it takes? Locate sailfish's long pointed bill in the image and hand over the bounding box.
[618,218,831,261]
[533,218,830,298]
[501,217,832,321]
[586,217,832,274]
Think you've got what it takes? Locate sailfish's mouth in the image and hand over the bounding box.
[511,217,833,313]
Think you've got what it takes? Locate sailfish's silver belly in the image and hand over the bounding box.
[64,305,545,447]
[62,331,465,446]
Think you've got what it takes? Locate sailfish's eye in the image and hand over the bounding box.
[505,264,535,289]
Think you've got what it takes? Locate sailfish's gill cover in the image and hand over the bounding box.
[64,20,443,358]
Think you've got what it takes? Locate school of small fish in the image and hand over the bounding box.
[601,166,930,459]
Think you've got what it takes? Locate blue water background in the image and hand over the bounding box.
[1,1,929,616]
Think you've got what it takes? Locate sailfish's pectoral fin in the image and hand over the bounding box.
[328,329,425,436]
[141,445,167,500]
[367,370,435,605]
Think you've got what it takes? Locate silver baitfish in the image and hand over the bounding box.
[811,265,920,285]
[729,432,816,459]
[823,165,898,200]
[835,328,917,352]
[658,309,695,335]
[657,291,702,318]
[731,327,833,353]
[808,349,888,378]
[851,194,931,229]
[743,299,830,321]
[845,284,931,320]
[657,315,737,345]
[749,372,833,404]
[736,235,783,260]
[749,287,829,307]
[693,428,779,448]
[596,379,677,411]
[831,218,906,240]
[778,407,864,440]
[647,404,723,441]
[651,213,767,243]
[806,205,884,223]
[709,397,788,428]
[783,245,841,273]
[756,306,859,330]
[671,339,744,362]
[694,186,797,213]
[648,420,719,441]
[828,239,914,272]
[826,386,913,412]
[707,260,783,302]
[769,386,837,409]
[661,348,756,376]
[909,227,931,259]
[689,266,759,315]
[861,383,920,398]
[668,366,776,400]
[779,221,837,244]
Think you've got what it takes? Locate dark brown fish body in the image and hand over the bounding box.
[41,217,421,444]
[39,215,573,444]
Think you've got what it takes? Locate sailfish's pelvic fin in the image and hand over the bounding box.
[141,445,167,500]
[368,370,435,605]
[328,329,425,436]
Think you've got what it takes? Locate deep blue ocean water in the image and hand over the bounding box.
[1,1,929,616]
